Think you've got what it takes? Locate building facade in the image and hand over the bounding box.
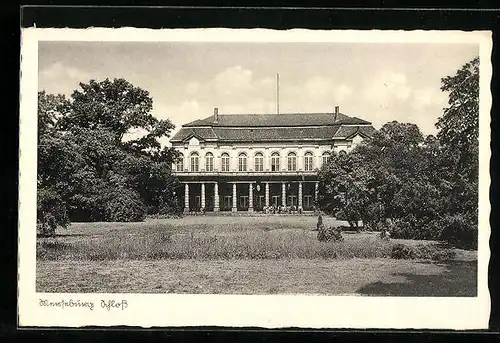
[170,106,375,213]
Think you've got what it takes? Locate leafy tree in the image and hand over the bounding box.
[435,57,480,248]
[356,122,425,220]
[37,78,181,231]
[317,57,480,249]
[37,92,74,236]
[317,152,379,230]
[437,57,479,160]
[318,121,443,238]
[37,91,71,136]
[60,78,176,157]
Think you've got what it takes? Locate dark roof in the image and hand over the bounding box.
[212,126,341,142]
[170,112,375,143]
[183,112,370,127]
[333,125,376,138]
[169,127,217,142]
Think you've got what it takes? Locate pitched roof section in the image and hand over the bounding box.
[183,112,370,127]
[213,126,341,142]
[170,127,217,142]
[333,125,376,139]
[171,112,375,143]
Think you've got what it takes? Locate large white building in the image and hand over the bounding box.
[171,106,375,213]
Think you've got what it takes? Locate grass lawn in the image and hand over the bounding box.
[36,215,477,296]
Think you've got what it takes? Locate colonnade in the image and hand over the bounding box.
[182,181,319,213]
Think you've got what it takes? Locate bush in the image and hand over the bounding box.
[390,243,456,260]
[389,216,417,239]
[439,213,478,250]
[158,199,183,216]
[37,188,70,237]
[317,226,344,242]
[391,243,416,259]
[104,189,146,222]
[389,215,443,241]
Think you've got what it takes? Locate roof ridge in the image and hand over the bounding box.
[214,112,336,120]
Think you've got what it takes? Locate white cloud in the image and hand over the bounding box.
[302,76,353,103]
[362,71,412,108]
[160,100,202,126]
[411,87,448,110]
[213,65,254,97]
[181,66,277,114]
[40,62,90,83]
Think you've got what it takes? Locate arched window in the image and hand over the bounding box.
[205,152,214,172]
[271,152,280,171]
[190,152,199,172]
[287,152,297,171]
[238,152,247,172]
[176,153,184,172]
[221,153,230,172]
[304,152,313,171]
[254,152,264,172]
[322,151,331,166]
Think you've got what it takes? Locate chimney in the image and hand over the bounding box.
[334,105,339,122]
[213,107,219,123]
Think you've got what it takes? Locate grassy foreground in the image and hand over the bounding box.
[36,216,477,295]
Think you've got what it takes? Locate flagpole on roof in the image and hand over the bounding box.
[276,73,280,115]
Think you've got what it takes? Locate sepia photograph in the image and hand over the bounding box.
[18,28,492,329]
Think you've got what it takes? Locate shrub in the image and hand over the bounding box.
[439,213,478,250]
[391,213,478,249]
[104,189,146,222]
[389,215,443,241]
[390,242,456,260]
[158,199,183,217]
[37,188,70,237]
[391,243,416,259]
[389,216,416,239]
[317,226,344,242]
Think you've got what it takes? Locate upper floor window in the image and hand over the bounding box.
[205,152,214,172]
[322,151,331,166]
[339,150,347,157]
[238,152,247,172]
[287,152,297,171]
[190,152,199,172]
[254,152,264,172]
[271,152,280,172]
[304,152,313,171]
[221,153,230,172]
[176,153,184,172]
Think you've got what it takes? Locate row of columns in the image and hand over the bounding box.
[183,181,319,213]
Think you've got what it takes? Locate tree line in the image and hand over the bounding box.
[317,57,480,249]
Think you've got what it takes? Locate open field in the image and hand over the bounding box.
[36,215,477,296]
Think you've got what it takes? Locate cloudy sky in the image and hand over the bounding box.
[38,41,478,144]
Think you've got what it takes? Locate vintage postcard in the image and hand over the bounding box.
[19,28,492,329]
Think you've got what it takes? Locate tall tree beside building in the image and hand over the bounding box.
[435,57,480,248]
[317,57,480,249]
[37,79,180,235]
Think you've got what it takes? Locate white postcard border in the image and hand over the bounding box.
[19,28,492,329]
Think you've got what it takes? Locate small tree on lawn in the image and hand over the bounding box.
[317,151,379,230]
